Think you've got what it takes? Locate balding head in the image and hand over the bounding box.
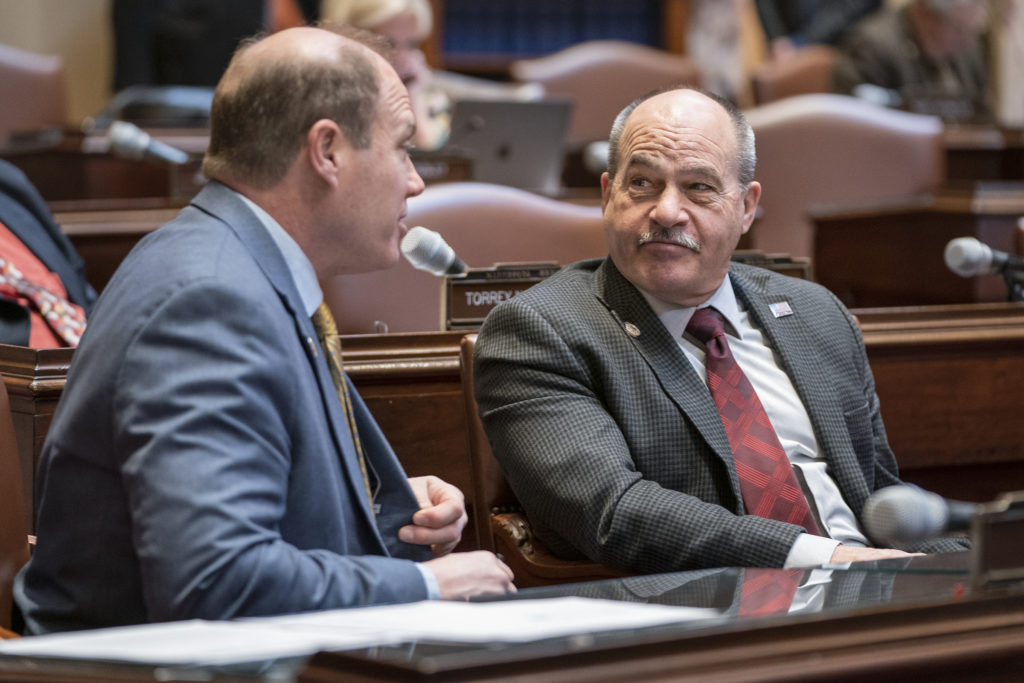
[606,85,756,189]
[202,27,388,189]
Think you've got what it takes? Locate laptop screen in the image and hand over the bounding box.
[442,98,573,194]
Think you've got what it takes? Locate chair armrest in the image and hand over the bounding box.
[492,512,631,588]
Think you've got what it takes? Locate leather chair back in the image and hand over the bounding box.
[459,334,630,588]
[324,182,606,335]
[745,93,945,259]
[750,45,838,105]
[0,43,67,144]
[0,376,29,636]
[510,40,701,148]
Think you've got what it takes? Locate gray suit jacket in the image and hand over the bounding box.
[15,182,431,634]
[475,258,966,573]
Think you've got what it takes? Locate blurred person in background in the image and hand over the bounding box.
[831,0,991,121]
[322,0,542,150]
[755,0,883,61]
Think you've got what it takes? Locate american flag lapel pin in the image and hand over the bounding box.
[769,301,793,318]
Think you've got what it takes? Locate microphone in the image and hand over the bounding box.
[400,226,468,276]
[862,484,978,545]
[107,120,190,165]
[944,237,1024,278]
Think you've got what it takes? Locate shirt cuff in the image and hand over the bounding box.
[416,562,441,600]
[784,533,841,569]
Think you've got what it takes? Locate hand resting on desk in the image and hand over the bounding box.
[831,546,924,564]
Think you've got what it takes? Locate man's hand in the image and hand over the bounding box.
[423,551,516,600]
[400,475,468,556]
[830,545,924,564]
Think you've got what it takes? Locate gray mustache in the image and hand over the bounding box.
[637,229,702,252]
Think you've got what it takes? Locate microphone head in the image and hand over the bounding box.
[107,121,189,164]
[400,226,467,276]
[944,237,993,277]
[107,120,150,160]
[862,485,949,545]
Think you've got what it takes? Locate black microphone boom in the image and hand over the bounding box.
[400,226,468,276]
[862,484,977,545]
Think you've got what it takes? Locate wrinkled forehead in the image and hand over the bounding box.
[374,58,416,132]
[617,91,738,175]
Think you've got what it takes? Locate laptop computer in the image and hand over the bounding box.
[442,98,573,194]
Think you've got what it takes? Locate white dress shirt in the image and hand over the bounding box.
[642,277,870,568]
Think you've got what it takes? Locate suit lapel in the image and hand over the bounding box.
[190,183,387,543]
[593,260,741,495]
[731,266,867,510]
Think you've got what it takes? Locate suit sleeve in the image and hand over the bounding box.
[112,279,428,621]
[475,297,803,573]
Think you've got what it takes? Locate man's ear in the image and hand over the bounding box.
[307,119,347,187]
[600,172,612,211]
[740,181,761,235]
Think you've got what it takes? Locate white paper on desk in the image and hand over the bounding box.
[0,597,715,667]
[0,619,397,666]
[251,596,717,643]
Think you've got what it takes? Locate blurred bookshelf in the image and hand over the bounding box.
[424,0,690,77]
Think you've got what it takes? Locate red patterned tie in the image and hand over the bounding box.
[0,254,86,346]
[687,307,821,535]
[738,568,803,617]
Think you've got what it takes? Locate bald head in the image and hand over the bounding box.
[202,27,391,189]
[606,86,756,189]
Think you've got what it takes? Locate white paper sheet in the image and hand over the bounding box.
[0,597,715,667]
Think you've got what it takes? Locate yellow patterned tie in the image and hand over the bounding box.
[311,301,376,508]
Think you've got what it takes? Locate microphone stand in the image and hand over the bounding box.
[1004,270,1024,302]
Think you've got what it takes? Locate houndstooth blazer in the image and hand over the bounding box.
[474,257,968,573]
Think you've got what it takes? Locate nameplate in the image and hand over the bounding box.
[971,490,1024,591]
[443,263,561,330]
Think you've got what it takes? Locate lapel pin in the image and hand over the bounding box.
[624,322,642,337]
[306,336,319,358]
[769,301,794,318]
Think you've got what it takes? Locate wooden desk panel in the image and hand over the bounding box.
[944,126,1024,182]
[857,303,1024,501]
[812,184,1024,308]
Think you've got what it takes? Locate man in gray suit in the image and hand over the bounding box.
[474,86,967,574]
[15,26,512,635]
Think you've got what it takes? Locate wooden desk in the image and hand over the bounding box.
[7,556,1024,682]
[944,126,1024,182]
[1,129,205,203]
[856,303,1024,501]
[812,183,1024,308]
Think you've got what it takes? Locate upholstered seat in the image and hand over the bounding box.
[459,334,630,588]
[744,93,944,259]
[323,182,606,335]
[750,45,838,105]
[0,43,67,144]
[510,40,701,148]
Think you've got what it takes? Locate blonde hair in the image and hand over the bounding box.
[321,0,432,40]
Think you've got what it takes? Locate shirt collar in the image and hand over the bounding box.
[234,191,323,317]
[640,274,743,340]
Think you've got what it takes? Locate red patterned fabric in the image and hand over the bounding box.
[687,307,820,535]
[738,568,803,616]
[0,221,85,347]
